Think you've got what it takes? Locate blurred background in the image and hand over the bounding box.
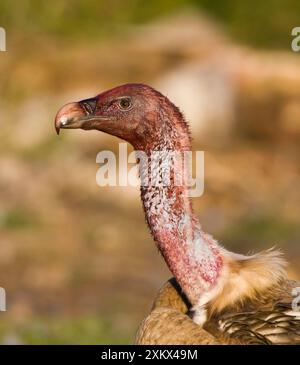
[0,0,300,344]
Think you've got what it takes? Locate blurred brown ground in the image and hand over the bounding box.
[0,12,299,343]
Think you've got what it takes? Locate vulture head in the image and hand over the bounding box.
[55,83,190,151]
[55,83,187,151]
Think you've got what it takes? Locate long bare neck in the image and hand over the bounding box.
[138,109,224,305]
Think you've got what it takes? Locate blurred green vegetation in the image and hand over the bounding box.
[0,209,40,230]
[0,316,131,344]
[222,215,300,253]
[0,0,299,48]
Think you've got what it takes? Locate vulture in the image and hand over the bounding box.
[55,83,300,344]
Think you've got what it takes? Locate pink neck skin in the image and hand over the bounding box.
[136,109,223,305]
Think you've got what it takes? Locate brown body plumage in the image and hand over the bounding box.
[136,277,300,344]
[55,83,300,344]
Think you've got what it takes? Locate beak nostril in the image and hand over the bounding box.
[80,98,97,115]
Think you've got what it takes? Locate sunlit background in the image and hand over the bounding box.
[0,0,300,344]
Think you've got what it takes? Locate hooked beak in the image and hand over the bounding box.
[54,99,111,135]
[55,102,85,135]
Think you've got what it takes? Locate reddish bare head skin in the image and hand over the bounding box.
[55,83,190,150]
[55,83,224,306]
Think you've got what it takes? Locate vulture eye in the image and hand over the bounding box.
[118,98,132,110]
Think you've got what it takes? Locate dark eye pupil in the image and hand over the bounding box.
[120,99,131,109]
